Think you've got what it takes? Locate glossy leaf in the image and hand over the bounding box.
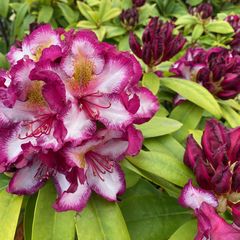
[0,174,10,191]
[76,194,130,240]
[58,3,76,24]
[221,104,240,128]
[101,8,121,22]
[170,101,203,143]
[32,182,75,240]
[206,21,234,34]
[136,116,183,138]
[0,190,23,240]
[120,180,192,240]
[0,0,9,17]
[142,72,160,95]
[38,5,53,23]
[127,150,194,187]
[160,77,222,118]
[169,219,197,240]
[144,135,185,161]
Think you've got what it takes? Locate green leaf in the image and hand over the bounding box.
[144,135,185,161]
[160,77,222,118]
[142,72,160,95]
[0,53,10,69]
[77,1,97,23]
[0,0,9,17]
[105,25,126,38]
[32,182,75,240]
[120,180,192,240]
[38,5,53,23]
[24,194,38,240]
[0,174,10,191]
[188,129,203,145]
[186,0,203,6]
[136,116,183,138]
[77,20,97,29]
[57,3,76,24]
[218,99,240,111]
[206,21,234,34]
[122,160,181,198]
[221,104,240,128]
[93,26,106,41]
[76,194,130,240]
[192,24,204,40]
[169,219,197,240]
[98,0,111,20]
[127,150,194,187]
[0,190,23,240]
[175,15,198,25]
[101,8,121,22]
[170,101,203,143]
[12,2,29,39]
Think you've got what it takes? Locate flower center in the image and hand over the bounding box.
[72,58,94,88]
[33,42,52,61]
[27,81,46,106]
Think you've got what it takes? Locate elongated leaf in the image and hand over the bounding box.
[77,20,97,29]
[221,105,240,128]
[136,116,182,138]
[0,190,23,240]
[170,101,203,143]
[77,2,97,23]
[32,182,75,240]
[24,194,38,240]
[120,180,192,240]
[38,5,53,23]
[127,150,194,187]
[76,194,130,240]
[105,25,127,38]
[121,160,181,198]
[99,0,111,20]
[142,72,160,95]
[144,135,185,161]
[169,219,197,240]
[101,8,121,22]
[58,3,76,24]
[206,21,234,34]
[0,174,10,191]
[0,0,9,17]
[218,99,240,111]
[160,77,222,118]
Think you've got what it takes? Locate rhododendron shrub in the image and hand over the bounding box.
[0,1,240,240]
[0,24,159,211]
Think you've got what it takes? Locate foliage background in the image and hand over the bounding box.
[0,0,240,239]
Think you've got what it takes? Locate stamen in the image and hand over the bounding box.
[18,114,55,139]
[86,151,114,181]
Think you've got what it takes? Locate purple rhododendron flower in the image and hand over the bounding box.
[129,17,186,67]
[171,47,240,100]
[0,24,159,211]
[132,0,146,7]
[226,15,240,53]
[179,180,240,240]
[120,8,139,30]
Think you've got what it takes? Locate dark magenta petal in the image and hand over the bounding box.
[129,32,142,59]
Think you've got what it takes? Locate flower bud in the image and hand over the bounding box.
[189,3,213,19]
[132,0,146,7]
[120,8,139,30]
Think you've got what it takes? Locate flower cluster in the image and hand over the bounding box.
[129,17,186,68]
[120,8,139,31]
[0,25,159,211]
[171,47,240,100]
[226,15,240,53]
[179,119,240,239]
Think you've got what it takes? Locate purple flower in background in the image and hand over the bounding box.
[120,8,139,30]
[129,17,186,67]
[171,47,240,100]
[226,15,240,53]
[132,0,146,7]
[0,24,159,211]
[189,3,213,19]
